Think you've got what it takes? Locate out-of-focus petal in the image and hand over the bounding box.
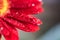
[0,22,10,37]
[0,19,19,40]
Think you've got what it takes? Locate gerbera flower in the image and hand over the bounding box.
[0,0,43,40]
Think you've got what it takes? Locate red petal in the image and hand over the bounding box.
[10,0,43,14]
[2,28,19,40]
[10,0,42,8]
[4,29,19,40]
[1,17,40,32]
[1,17,26,30]
[18,6,43,14]
[7,14,42,25]
[0,19,19,40]
[10,4,43,14]
[22,23,40,32]
[0,22,10,37]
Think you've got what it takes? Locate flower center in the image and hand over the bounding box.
[0,0,8,17]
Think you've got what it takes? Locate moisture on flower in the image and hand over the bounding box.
[0,0,43,40]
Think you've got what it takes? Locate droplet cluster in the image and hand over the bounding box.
[0,0,43,40]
